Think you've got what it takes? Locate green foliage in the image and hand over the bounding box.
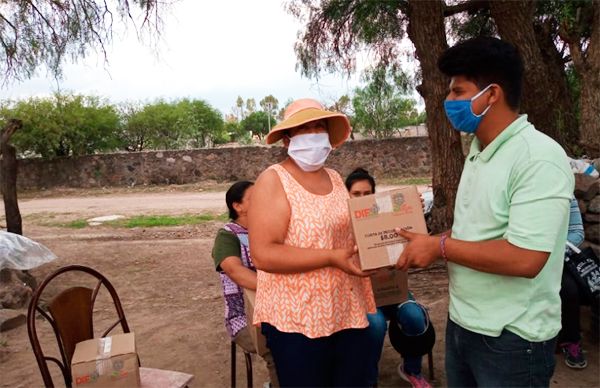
[536,0,595,39]
[116,213,226,228]
[225,121,252,144]
[120,98,226,150]
[1,93,121,158]
[351,66,421,138]
[120,100,182,151]
[1,94,228,156]
[65,219,88,229]
[118,102,155,152]
[50,213,227,228]
[175,99,226,147]
[328,95,352,115]
[241,111,276,140]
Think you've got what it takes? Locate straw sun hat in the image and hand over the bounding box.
[265,98,351,148]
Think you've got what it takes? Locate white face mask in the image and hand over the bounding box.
[287,132,332,172]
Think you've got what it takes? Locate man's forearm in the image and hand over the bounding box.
[445,237,550,278]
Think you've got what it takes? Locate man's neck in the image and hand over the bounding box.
[476,111,519,150]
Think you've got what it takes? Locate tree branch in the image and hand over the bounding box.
[0,12,17,31]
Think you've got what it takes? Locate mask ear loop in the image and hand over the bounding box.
[470,84,494,117]
[396,299,431,337]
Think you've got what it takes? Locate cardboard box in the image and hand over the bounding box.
[242,289,269,356]
[370,268,408,307]
[71,333,140,387]
[348,186,427,270]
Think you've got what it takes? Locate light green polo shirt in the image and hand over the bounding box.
[449,114,574,342]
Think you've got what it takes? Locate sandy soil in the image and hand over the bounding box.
[0,189,598,387]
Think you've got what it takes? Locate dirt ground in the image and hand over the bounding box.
[1,187,599,387]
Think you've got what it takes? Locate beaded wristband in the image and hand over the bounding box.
[440,234,449,262]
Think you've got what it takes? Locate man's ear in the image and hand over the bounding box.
[488,84,503,105]
[282,135,291,148]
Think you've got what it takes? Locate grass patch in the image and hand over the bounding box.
[110,213,228,228]
[44,213,228,229]
[63,219,88,228]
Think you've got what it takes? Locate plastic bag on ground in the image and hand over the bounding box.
[0,231,57,270]
[568,157,600,178]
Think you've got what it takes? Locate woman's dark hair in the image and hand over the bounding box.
[345,168,376,193]
[226,180,254,220]
[437,37,524,110]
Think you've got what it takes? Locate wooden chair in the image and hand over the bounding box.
[27,264,193,388]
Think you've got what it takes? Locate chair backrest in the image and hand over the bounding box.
[27,265,131,388]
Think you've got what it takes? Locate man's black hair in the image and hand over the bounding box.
[226,180,254,220]
[345,168,376,193]
[437,37,524,110]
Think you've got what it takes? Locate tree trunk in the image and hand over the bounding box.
[407,0,465,233]
[490,0,579,154]
[1,119,23,235]
[570,2,600,156]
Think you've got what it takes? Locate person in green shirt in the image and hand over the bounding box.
[394,37,574,387]
[212,180,278,387]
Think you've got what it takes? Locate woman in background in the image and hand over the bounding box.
[346,168,434,388]
[211,181,278,386]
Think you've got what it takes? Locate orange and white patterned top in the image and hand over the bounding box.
[253,164,376,338]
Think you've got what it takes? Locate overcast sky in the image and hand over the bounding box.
[0,0,370,116]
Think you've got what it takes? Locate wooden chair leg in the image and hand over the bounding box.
[244,351,253,388]
[427,350,435,381]
[231,341,237,388]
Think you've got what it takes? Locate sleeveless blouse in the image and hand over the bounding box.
[253,164,376,338]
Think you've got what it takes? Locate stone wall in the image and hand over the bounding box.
[575,175,600,257]
[14,137,432,189]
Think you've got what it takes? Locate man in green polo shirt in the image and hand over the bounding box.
[395,37,573,387]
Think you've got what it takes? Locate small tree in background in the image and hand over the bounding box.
[352,66,421,139]
[241,111,275,140]
[246,98,257,115]
[176,99,226,148]
[121,100,182,151]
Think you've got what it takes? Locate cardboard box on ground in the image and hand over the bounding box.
[71,333,140,387]
[370,268,408,307]
[349,186,427,306]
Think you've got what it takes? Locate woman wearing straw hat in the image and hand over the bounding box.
[248,98,376,387]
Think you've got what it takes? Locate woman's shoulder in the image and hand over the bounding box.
[216,227,239,242]
[324,168,344,185]
[325,167,342,177]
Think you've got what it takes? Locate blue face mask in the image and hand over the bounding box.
[444,84,493,133]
